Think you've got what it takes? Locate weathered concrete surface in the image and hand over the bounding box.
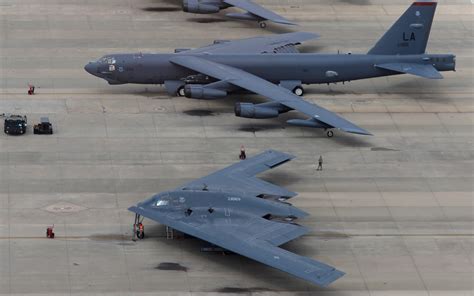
[0,0,472,295]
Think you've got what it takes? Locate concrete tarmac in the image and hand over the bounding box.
[0,0,473,295]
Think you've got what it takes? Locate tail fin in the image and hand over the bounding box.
[368,2,437,55]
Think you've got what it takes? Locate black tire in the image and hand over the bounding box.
[137,231,145,240]
[259,22,267,29]
[177,87,185,97]
[293,86,304,96]
[327,130,334,138]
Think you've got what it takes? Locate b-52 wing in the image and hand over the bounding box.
[181,32,318,55]
[180,149,297,198]
[170,55,372,136]
[224,0,296,25]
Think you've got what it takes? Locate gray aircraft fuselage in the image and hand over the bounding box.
[85,53,456,86]
[137,189,307,222]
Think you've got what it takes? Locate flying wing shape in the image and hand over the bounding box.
[181,32,318,55]
[180,149,297,198]
[170,55,372,135]
[128,150,344,286]
[224,0,296,25]
[376,63,443,79]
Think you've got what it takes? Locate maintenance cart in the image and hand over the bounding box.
[34,117,53,135]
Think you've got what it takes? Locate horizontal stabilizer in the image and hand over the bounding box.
[376,63,443,79]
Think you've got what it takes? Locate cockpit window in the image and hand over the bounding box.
[98,57,116,64]
[155,200,169,207]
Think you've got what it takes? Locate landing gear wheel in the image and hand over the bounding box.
[326,130,334,138]
[293,86,304,96]
[177,87,185,97]
[259,22,267,29]
[136,230,145,240]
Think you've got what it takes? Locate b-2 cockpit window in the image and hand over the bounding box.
[155,200,169,207]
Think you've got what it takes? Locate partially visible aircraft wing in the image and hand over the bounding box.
[224,0,296,25]
[375,63,443,79]
[181,32,318,55]
[170,55,372,136]
[129,205,344,287]
[179,149,297,198]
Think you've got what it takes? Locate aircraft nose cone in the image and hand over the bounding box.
[84,62,98,75]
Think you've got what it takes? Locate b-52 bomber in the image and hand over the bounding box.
[182,0,296,28]
[85,2,455,137]
[129,150,345,287]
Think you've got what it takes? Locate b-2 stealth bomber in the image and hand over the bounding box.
[85,2,455,137]
[182,0,296,27]
[129,150,345,287]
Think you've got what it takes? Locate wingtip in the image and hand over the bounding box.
[273,19,298,26]
[316,269,346,287]
[342,128,373,136]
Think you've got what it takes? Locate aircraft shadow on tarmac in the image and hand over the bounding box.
[141,7,181,12]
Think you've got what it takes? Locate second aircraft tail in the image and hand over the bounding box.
[368,2,437,55]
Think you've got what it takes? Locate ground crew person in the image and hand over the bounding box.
[28,85,35,95]
[239,145,246,160]
[137,223,145,239]
[316,155,323,171]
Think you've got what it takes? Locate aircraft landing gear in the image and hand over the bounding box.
[177,86,185,97]
[326,130,334,138]
[133,213,145,241]
[293,86,304,96]
[259,22,267,29]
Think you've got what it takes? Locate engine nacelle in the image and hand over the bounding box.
[234,103,281,119]
[184,84,227,100]
[182,0,220,14]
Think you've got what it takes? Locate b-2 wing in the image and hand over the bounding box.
[180,149,297,198]
[129,150,345,287]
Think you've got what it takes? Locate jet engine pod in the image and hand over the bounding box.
[184,84,227,100]
[234,103,280,119]
[182,0,220,14]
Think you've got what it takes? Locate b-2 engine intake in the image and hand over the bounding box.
[182,0,220,14]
